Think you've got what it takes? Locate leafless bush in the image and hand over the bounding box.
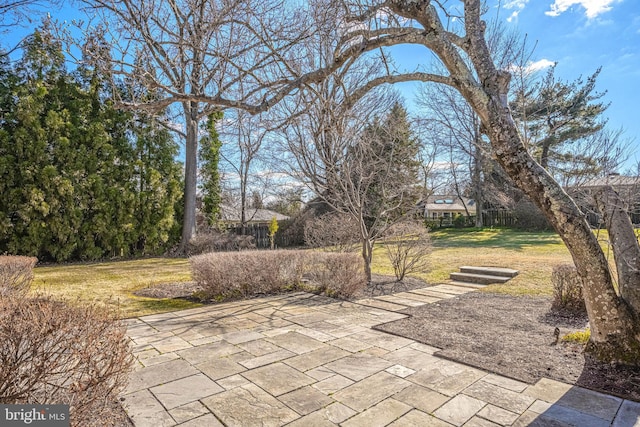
[187,231,255,255]
[191,250,365,300]
[304,213,360,252]
[191,250,305,300]
[551,264,586,313]
[0,295,133,426]
[0,256,38,297]
[383,222,432,281]
[305,252,366,298]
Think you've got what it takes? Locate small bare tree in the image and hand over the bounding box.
[383,221,431,282]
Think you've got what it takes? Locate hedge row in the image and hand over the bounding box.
[190,250,366,301]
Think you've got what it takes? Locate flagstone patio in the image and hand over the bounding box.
[122,285,640,426]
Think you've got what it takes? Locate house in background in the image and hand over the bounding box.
[569,174,640,226]
[219,205,290,227]
[421,195,476,225]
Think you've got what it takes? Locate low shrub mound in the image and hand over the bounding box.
[190,250,366,301]
[0,255,38,297]
[0,295,133,426]
[187,231,256,255]
[551,263,586,313]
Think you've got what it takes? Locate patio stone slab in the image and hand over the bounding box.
[408,288,456,299]
[176,341,242,365]
[239,349,296,369]
[555,386,622,421]
[477,404,520,425]
[392,384,450,413]
[125,359,199,394]
[356,298,408,312]
[326,336,372,352]
[394,291,443,304]
[513,410,572,427]
[388,409,454,427]
[482,373,529,393]
[523,377,573,403]
[287,402,357,426]
[284,346,350,372]
[217,373,250,390]
[241,362,315,396]
[121,389,176,427]
[235,337,283,356]
[168,401,209,424]
[464,416,501,427]
[382,346,440,370]
[529,402,611,427]
[219,330,265,345]
[433,394,486,426]
[202,383,299,427]
[177,413,224,426]
[278,386,335,415]
[463,379,535,413]
[150,373,224,409]
[325,353,394,381]
[266,331,326,354]
[385,364,416,378]
[313,374,355,395]
[612,400,640,427]
[374,295,427,307]
[407,360,486,396]
[196,357,246,381]
[349,330,414,351]
[341,398,412,427]
[332,371,411,412]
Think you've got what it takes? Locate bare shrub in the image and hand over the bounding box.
[383,222,432,281]
[190,250,306,300]
[551,264,586,313]
[0,295,133,426]
[305,252,366,298]
[191,250,365,300]
[304,213,360,252]
[187,231,255,255]
[0,255,38,297]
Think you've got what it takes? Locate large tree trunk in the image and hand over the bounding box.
[595,186,640,311]
[361,237,373,284]
[179,102,199,252]
[481,84,640,364]
[446,0,640,364]
[473,125,483,228]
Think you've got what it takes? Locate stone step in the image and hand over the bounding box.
[449,272,512,285]
[447,281,488,289]
[459,266,519,278]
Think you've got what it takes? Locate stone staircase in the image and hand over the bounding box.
[449,266,519,287]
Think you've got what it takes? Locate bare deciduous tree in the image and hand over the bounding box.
[80,0,313,250]
[289,0,640,363]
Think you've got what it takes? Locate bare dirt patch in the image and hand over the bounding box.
[374,291,640,402]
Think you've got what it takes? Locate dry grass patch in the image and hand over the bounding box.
[32,258,198,318]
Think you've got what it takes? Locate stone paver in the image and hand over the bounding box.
[122,287,640,427]
[434,394,487,426]
[150,373,223,409]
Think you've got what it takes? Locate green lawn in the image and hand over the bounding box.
[32,228,583,318]
[32,257,198,318]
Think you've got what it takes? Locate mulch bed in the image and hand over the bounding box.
[374,291,640,402]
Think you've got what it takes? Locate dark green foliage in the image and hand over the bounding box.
[511,66,608,180]
[199,111,223,226]
[0,29,182,261]
[359,102,421,226]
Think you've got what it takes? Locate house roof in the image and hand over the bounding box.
[423,195,476,214]
[220,205,290,223]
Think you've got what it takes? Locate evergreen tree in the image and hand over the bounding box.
[199,111,223,226]
[511,66,608,182]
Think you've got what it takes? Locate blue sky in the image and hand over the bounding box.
[3,0,639,169]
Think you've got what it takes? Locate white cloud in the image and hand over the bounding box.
[504,0,530,22]
[526,58,556,72]
[545,0,620,19]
